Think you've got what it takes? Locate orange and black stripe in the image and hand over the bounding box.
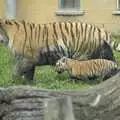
[0,19,114,62]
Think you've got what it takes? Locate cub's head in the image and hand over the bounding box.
[55,57,69,74]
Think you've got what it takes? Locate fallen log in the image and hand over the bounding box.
[0,72,120,120]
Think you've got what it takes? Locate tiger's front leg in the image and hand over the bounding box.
[23,66,35,81]
[13,58,35,83]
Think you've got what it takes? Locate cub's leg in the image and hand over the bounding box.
[70,75,90,83]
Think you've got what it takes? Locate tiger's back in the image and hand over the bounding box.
[0,20,113,63]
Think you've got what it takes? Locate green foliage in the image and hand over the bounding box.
[0,45,15,86]
[114,51,120,64]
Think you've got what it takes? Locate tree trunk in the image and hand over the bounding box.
[0,72,120,120]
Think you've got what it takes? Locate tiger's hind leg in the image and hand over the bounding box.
[91,40,115,61]
[100,41,115,61]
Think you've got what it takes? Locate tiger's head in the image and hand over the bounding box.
[0,19,17,47]
[0,21,9,46]
[55,57,70,74]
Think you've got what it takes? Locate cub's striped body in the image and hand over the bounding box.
[56,57,118,81]
[0,19,115,81]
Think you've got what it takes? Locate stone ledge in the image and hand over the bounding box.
[112,10,120,15]
[55,9,85,16]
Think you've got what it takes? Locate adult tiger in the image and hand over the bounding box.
[55,57,118,81]
[0,19,115,81]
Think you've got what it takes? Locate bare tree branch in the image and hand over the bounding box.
[0,72,120,120]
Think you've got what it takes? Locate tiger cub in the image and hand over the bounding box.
[55,57,118,81]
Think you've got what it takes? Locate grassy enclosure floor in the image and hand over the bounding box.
[0,44,120,90]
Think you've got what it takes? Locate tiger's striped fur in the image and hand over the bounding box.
[110,34,120,52]
[56,57,118,81]
[0,19,115,81]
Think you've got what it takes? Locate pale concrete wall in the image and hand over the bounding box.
[16,0,120,33]
[16,0,58,23]
[0,0,6,18]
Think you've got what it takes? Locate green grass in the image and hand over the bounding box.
[0,44,120,90]
[35,66,90,89]
[0,45,15,86]
[114,51,120,64]
[0,45,90,89]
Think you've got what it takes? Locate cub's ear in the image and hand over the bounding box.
[62,57,67,63]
